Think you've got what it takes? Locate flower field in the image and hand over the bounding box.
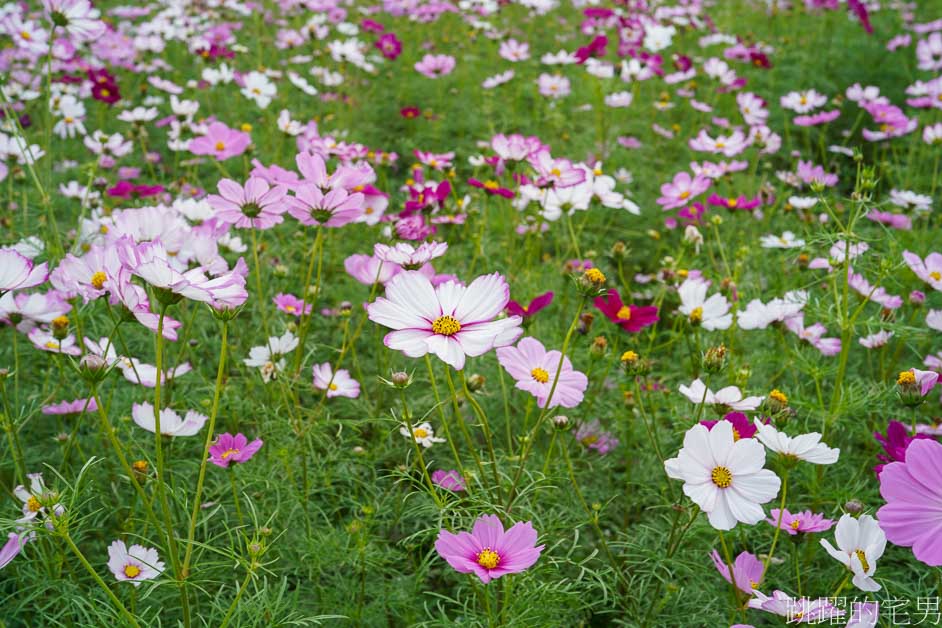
[2,0,942,626]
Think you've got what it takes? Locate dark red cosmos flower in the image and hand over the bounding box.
[400,106,421,119]
[701,412,759,440]
[107,181,165,199]
[468,178,514,198]
[376,32,402,60]
[874,420,931,476]
[593,290,658,332]
[506,291,554,318]
[575,35,607,63]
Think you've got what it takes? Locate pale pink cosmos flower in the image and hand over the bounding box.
[784,314,841,356]
[860,330,893,349]
[208,433,263,468]
[28,329,81,356]
[188,122,251,161]
[367,271,523,371]
[903,250,942,291]
[118,240,212,304]
[709,549,763,594]
[287,184,364,227]
[42,0,105,41]
[312,362,360,398]
[42,397,97,415]
[431,469,466,492]
[0,532,27,570]
[780,89,827,113]
[131,402,207,436]
[767,509,835,535]
[528,150,585,188]
[344,254,401,285]
[414,54,455,78]
[373,241,447,269]
[434,514,543,584]
[273,293,311,316]
[537,73,570,98]
[107,540,164,586]
[207,177,290,230]
[496,337,588,409]
[294,151,373,193]
[499,38,530,62]
[657,172,711,209]
[0,249,48,296]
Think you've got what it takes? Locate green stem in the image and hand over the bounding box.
[59,529,141,627]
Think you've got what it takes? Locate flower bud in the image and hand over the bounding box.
[466,373,486,392]
[910,290,926,305]
[590,336,608,359]
[78,354,109,384]
[610,241,629,260]
[577,312,595,335]
[552,415,571,431]
[576,268,608,297]
[765,389,789,414]
[702,345,727,374]
[844,499,864,514]
[897,370,924,407]
[391,371,411,388]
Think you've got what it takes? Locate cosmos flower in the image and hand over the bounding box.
[273,293,311,317]
[0,249,48,296]
[709,549,763,594]
[752,419,840,464]
[188,122,251,161]
[766,509,835,535]
[400,421,445,448]
[434,514,543,583]
[414,54,456,78]
[903,250,942,291]
[678,379,764,412]
[496,337,588,409]
[664,421,781,530]
[431,469,466,492]
[42,398,97,416]
[131,402,208,437]
[592,290,659,332]
[0,532,27,570]
[208,433,264,468]
[107,540,164,586]
[367,271,523,370]
[820,514,886,592]
[312,362,360,398]
[573,419,619,455]
[506,291,553,319]
[207,177,290,230]
[677,279,732,330]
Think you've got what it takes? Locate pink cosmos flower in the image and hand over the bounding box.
[207,177,289,230]
[118,241,212,304]
[208,433,263,468]
[0,249,48,296]
[375,32,401,60]
[312,362,360,398]
[592,291,659,332]
[784,314,841,356]
[42,397,97,415]
[766,509,835,535]
[367,271,523,371]
[700,412,758,440]
[496,337,588,409]
[188,122,251,161]
[28,329,81,356]
[866,210,911,230]
[707,194,761,211]
[373,241,447,270]
[344,254,401,285]
[434,514,543,583]
[414,150,454,171]
[506,291,553,318]
[273,293,311,316]
[903,250,942,291]
[877,439,942,566]
[793,110,841,126]
[414,54,455,78]
[431,469,465,492]
[107,540,164,586]
[710,549,763,594]
[287,184,364,227]
[657,172,711,209]
[528,150,585,188]
[0,532,27,570]
[874,420,931,476]
[573,419,619,455]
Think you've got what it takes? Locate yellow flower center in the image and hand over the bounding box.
[477,548,500,569]
[100,88,110,98]
[99,224,109,234]
[711,466,732,488]
[790,519,801,530]
[65,116,74,123]
[27,496,42,512]
[90,271,107,290]
[531,367,549,383]
[897,371,916,385]
[132,460,148,473]
[45,341,60,350]
[931,271,941,281]
[854,549,870,573]
[432,315,461,336]
[584,268,606,284]
[285,305,296,313]
[413,428,428,439]
[616,306,632,320]
[732,428,741,441]
[483,180,499,190]
[727,197,738,207]
[240,123,252,132]
[799,96,808,105]
[214,141,225,151]
[679,190,690,199]
[689,306,703,324]
[715,142,725,149]
[550,167,562,176]
[220,448,240,459]
[621,350,638,363]
[328,383,338,391]
[124,564,141,579]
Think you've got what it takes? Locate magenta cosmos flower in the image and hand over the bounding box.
[188,122,251,161]
[434,514,543,583]
[207,177,289,229]
[209,433,263,468]
[506,291,553,318]
[367,271,523,370]
[767,509,835,535]
[496,337,588,408]
[877,439,942,565]
[414,54,455,78]
[593,291,659,332]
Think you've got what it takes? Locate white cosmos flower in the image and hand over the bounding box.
[132,402,207,437]
[820,514,886,592]
[752,419,840,464]
[760,231,805,249]
[664,421,781,530]
[400,421,445,448]
[244,331,299,383]
[677,278,732,330]
[678,378,764,411]
[107,540,164,586]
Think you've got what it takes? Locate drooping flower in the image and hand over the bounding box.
[820,514,886,592]
[766,509,835,535]
[434,514,543,583]
[208,433,263,468]
[15,473,64,525]
[0,532,27,570]
[243,331,299,383]
[664,421,781,530]
[312,362,360,398]
[752,419,840,464]
[496,337,587,409]
[0,249,48,296]
[107,540,164,586]
[131,402,208,437]
[42,397,97,416]
[431,469,466,492]
[709,549,763,594]
[367,271,523,370]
